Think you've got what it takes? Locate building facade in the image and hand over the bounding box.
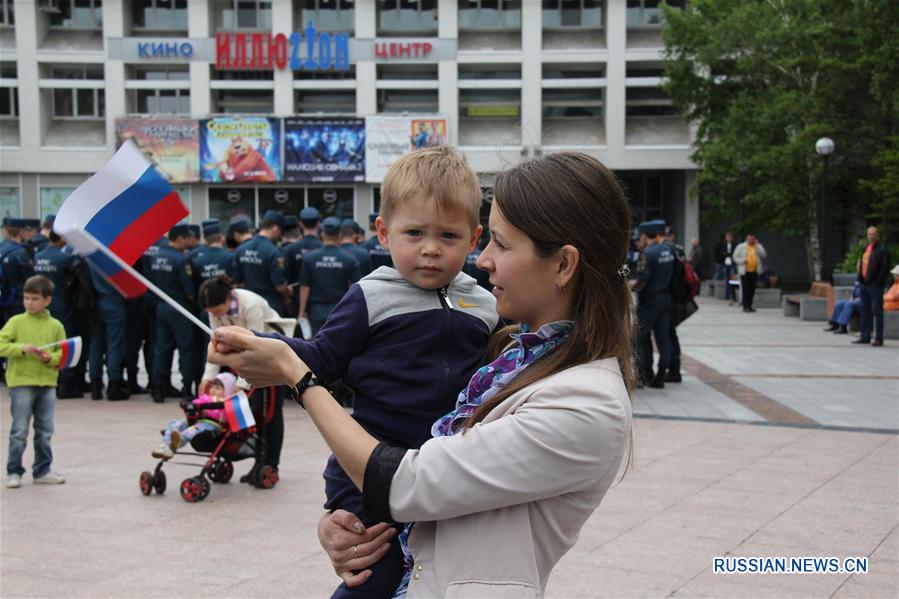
[0,0,697,243]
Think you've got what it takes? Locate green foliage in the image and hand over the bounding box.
[835,239,899,274]
[661,0,898,248]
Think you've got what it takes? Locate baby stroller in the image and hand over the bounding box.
[139,385,279,502]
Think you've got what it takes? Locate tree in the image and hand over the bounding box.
[661,0,898,281]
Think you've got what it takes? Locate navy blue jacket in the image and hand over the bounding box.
[635,241,675,302]
[263,267,499,516]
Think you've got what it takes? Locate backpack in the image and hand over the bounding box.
[670,255,700,303]
[65,258,97,319]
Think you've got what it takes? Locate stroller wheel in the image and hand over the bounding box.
[214,460,234,484]
[139,471,154,496]
[180,477,202,503]
[153,470,166,495]
[198,476,211,500]
[259,465,279,490]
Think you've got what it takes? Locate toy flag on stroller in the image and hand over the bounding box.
[224,393,256,431]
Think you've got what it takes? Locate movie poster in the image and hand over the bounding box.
[410,118,447,149]
[115,117,200,183]
[200,117,281,183]
[364,116,448,183]
[284,117,365,183]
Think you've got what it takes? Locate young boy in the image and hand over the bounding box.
[262,146,499,597]
[0,275,67,488]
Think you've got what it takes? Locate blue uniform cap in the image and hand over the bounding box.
[202,220,222,237]
[187,224,200,238]
[282,215,299,230]
[262,209,285,227]
[43,214,56,228]
[24,218,41,230]
[6,217,26,228]
[638,219,667,237]
[340,218,359,231]
[228,220,251,235]
[170,224,191,238]
[321,216,342,235]
[300,207,320,221]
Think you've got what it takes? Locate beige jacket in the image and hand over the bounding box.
[733,242,767,276]
[202,288,297,382]
[389,358,632,598]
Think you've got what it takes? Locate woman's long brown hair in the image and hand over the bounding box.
[465,152,636,431]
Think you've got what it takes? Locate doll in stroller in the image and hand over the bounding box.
[140,372,279,502]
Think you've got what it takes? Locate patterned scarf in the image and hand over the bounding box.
[392,320,574,598]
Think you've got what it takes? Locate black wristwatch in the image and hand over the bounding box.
[286,371,323,408]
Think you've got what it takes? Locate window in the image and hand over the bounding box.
[296,90,356,114]
[132,0,188,31]
[132,66,190,81]
[209,187,256,225]
[626,0,684,29]
[0,62,16,118]
[376,89,438,113]
[618,174,663,222]
[40,187,77,219]
[0,186,20,219]
[299,0,355,33]
[213,90,273,113]
[459,88,520,145]
[458,64,520,80]
[542,88,602,119]
[47,65,105,119]
[543,63,603,79]
[258,188,304,218]
[543,0,601,29]
[626,87,676,117]
[296,66,356,80]
[217,0,272,30]
[626,64,664,78]
[308,187,354,220]
[131,89,190,114]
[377,0,438,36]
[378,64,438,80]
[49,0,103,29]
[212,70,273,81]
[0,0,14,27]
[459,1,521,31]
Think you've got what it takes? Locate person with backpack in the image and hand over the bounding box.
[733,233,767,313]
[630,220,674,388]
[665,229,700,383]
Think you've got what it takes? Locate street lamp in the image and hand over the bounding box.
[815,137,834,282]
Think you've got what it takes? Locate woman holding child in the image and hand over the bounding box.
[209,150,635,598]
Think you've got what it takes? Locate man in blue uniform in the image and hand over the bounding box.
[296,206,323,253]
[192,221,236,285]
[149,224,199,403]
[234,210,291,316]
[299,216,360,334]
[1,218,35,324]
[26,216,52,254]
[281,214,300,247]
[33,231,83,398]
[226,215,254,250]
[339,219,372,277]
[631,219,675,388]
[362,212,393,270]
[283,208,322,315]
[88,263,130,401]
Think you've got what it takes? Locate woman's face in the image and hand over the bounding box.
[476,202,567,329]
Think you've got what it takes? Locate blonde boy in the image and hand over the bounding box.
[1,275,66,488]
[263,146,499,597]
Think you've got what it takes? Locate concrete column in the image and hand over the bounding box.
[684,170,699,245]
[188,0,211,116]
[355,0,377,115]
[13,0,40,157]
[272,0,294,116]
[103,1,126,152]
[438,62,458,144]
[605,0,626,152]
[438,0,457,38]
[520,0,541,149]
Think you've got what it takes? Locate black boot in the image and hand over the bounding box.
[57,380,84,399]
[163,383,182,398]
[649,370,666,389]
[106,379,130,401]
[181,385,194,401]
[834,325,848,334]
[127,370,148,395]
[151,385,165,403]
[823,322,838,332]
[91,381,104,400]
[80,379,92,393]
[665,369,682,383]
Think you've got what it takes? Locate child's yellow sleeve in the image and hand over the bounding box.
[0,319,23,358]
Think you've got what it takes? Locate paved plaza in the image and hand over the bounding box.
[1,297,897,598]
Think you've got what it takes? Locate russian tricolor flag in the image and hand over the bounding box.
[224,393,256,432]
[53,140,189,298]
[57,336,82,370]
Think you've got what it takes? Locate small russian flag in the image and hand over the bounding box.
[53,139,189,298]
[57,336,82,370]
[224,393,256,432]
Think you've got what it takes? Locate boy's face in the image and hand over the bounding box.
[376,197,481,290]
[23,293,52,314]
[208,382,225,399]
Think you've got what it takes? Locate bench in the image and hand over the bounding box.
[783,282,832,321]
[753,288,783,309]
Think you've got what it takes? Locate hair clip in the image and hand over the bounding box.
[617,264,631,278]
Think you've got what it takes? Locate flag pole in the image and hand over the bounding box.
[77,227,214,337]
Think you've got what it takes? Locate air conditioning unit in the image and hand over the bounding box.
[39,0,61,14]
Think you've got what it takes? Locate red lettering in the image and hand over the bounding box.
[389,43,397,57]
[398,43,410,58]
[374,42,387,58]
[234,33,248,69]
[271,33,288,69]
[250,32,264,69]
[422,42,433,57]
[215,33,231,70]
[412,42,422,57]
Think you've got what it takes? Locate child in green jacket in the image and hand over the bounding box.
[0,275,66,488]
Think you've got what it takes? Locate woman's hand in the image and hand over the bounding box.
[317,510,396,587]
[207,326,309,387]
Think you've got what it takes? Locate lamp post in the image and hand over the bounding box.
[815,137,834,282]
